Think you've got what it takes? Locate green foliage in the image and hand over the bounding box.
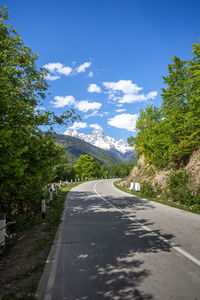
[0,7,77,217]
[99,164,109,178]
[194,190,200,205]
[74,155,101,179]
[52,146,76,181]
[114,180,200,214]
[140,181,156,198]
[154,182,162,196]
[143,166,155,178]
[108,163,133,178]
[55,134,121,166]
[129,41,200,169]
[165,170,193,205]
[64,155,134,181]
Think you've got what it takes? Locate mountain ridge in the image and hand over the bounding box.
[64,128,135,161]
[55,133,121,166]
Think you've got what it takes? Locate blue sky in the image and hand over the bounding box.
[4,0,200,142]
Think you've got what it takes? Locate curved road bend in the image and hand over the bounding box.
[37,179,200,300]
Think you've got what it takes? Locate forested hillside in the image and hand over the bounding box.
[55,134,121,166]
[126,42,200,209]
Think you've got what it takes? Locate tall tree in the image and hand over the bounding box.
[74,155,100,179]
[128,41,200,168]
[0,7,77,216]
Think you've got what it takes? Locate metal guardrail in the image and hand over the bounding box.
[0,221,16,232]
[0,215,16,247]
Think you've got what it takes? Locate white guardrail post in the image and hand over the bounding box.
[42,199,46,219]
[129,182,140,191]
[0,214,6,247]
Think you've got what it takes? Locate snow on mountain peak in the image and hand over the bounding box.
[64,128,134,155]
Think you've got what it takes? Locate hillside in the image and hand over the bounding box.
[65,127,135,162]
[124,149,200,195]
[121,43,200,210]
[55,134,121,166]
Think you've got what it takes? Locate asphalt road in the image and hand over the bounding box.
[37,179,200,300]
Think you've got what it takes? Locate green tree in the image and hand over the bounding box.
[161,46,200,163]
[99,165,109,178]
[0,7,77,216]
[128,41,200,169]
[74,155,100,179]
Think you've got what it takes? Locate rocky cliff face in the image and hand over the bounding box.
[124,149,200,194]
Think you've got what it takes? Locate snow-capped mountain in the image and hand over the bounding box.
[64,128,135,161]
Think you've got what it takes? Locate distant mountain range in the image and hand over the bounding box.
[65,128,135,161]
[55,134,121,166]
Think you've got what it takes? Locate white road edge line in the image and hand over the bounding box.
[43,213,65,300]
[36,195,68,300]
[94,181,200,267]
[38,191,96,300]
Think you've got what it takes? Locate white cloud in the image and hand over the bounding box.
[84,110,98,119]
[84,110,109,119]
[89,124,103,130]
[44,61,93,79]
[146,91,158,99]
[75,100,102,112]
[108,113,138,132]
[57,66,72,76]
[88,71,94,78]
[51,95,75,108]
[107,93,119,101]
[103,79,158,104]
[43,63,63,72]
[45,74,61,81]
[87,84,101,93]
[103,80,142,94]
[76,62,92,73]
[67,121,88,131]
[119,91,158,103]
[115,108,126,112]
[43,62,72,76]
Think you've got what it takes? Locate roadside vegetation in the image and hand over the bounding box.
[54,154,133,182]
[128,41,200,169]
[0,6,78,221]
[0,183,80,299]
[114,180,200,215]
[126,40,200,211]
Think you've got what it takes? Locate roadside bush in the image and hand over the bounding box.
[154,182,162,196]
[140,181,156,198]
[166,170,193,205]
[194,190,200,205]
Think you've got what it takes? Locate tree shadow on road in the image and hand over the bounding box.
[54,190,175,300]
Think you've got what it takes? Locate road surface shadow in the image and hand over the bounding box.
[52,190,174,300]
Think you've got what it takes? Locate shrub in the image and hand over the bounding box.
[166,170,193,205]
[154,182,162,196]
[140,181,156,197]
[194,190,200,205]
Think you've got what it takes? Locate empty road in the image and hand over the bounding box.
[37,179,200,300]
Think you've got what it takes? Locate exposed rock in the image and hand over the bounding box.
[125,149,200,194]
[185,149,200,194]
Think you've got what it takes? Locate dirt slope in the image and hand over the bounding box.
[124,149,200,194]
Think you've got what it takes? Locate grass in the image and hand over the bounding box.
[114,180,200,215]
[0,262,46,284]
